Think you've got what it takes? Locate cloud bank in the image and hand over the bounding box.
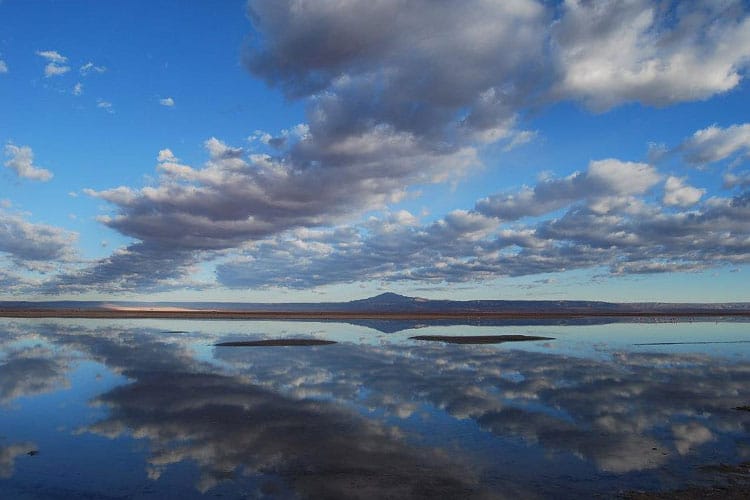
[36,1,750,293]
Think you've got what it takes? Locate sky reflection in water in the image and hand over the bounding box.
[0,319,749,498]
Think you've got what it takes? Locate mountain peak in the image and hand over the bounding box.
[354,292,414,303]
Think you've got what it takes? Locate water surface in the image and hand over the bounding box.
[1,319,749,498]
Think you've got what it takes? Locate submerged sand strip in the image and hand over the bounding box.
[634,340,750,346]
[410,334,554,344]
[215,339,337,347]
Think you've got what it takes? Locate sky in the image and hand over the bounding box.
[1,0,750,303]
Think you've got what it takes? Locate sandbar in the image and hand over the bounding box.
[215,339,337,347]
[410,334,554,344]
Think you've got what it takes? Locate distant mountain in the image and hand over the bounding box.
[1,292,749,315]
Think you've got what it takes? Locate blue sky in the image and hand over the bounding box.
[1,0,749,302]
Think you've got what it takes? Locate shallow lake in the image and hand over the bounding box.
[1,318,749,498]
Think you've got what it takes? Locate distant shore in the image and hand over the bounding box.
[1,308,749,320]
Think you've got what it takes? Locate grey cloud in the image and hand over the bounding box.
[87,137,477,251]
[46,243,199,295]
[476,159,660,220]
[217,209,501,288]
[724,170,750,189]
[246,0,547,137]
[218,177,750,288]
[0,347,70,405]
[0,442,37,479]
[0,211,77,268]
[79,0,546,289]
[76,133,477,290]
[73,2,750,291]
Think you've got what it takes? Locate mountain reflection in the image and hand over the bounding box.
[1,320,750,497]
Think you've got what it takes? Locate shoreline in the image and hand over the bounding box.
[1,309,749,320]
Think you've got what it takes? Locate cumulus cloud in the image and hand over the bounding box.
[476,159,660,220]
[0,210,77,269]
[663,176,705,207]
[156,148,176,162]
[3,144,53,181]
[218,161,750,288]
[682,123,750,165]
[47,243,199,295]
[63,2,750,292]
[159,97,175,107]
[73,131,477,289]
[551,0,750,110]
[246,0,546,142]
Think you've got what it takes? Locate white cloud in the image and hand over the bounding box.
[0,59,7,74]
[96,99,114,113]
[159,97,175,107]
[551,0,750,110]
[44,62,70,77]
[79,61,106,75]
[3,144,53,182]
[476,159,659,220]
[682,123,750,165]
[157,149,177,162]
[72,82,83,96]
[37,50,70,77]
[663,176,705,207]
[36,50,67,63]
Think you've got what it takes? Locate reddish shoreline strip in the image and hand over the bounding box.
[0,309,749,320]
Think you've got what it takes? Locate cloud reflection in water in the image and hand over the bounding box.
[1,320,749,497]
